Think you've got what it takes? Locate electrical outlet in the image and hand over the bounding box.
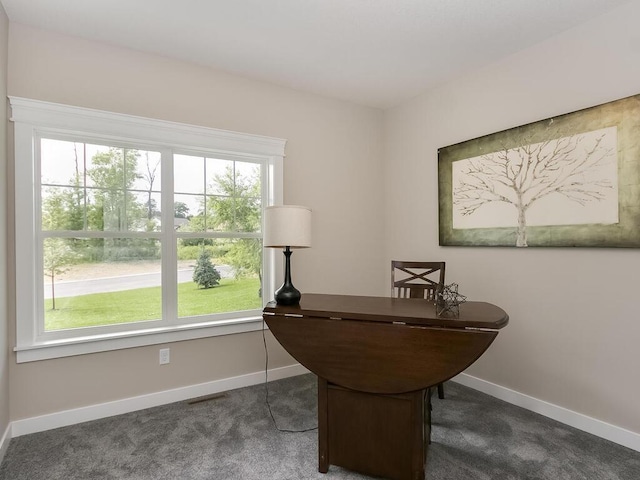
[159,348,170,365]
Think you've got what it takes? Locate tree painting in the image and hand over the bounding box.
[439,94,640,248]
[452,126,618,247]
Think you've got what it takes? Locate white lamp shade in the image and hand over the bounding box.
[263,205,312,248]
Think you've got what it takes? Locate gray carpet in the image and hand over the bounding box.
[0,374,638,479]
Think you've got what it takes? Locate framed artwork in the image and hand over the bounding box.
[438,94,640,247]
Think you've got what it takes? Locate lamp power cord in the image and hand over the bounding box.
[262,318,317,433]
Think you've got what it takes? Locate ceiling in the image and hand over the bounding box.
[1,0,632,109]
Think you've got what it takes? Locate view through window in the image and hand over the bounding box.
[41,139,264,332]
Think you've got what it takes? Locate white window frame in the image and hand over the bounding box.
[10,97,285,363]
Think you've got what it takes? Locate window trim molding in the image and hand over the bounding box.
[16,316,266,363]
[9,97,287,156]
[10,97,285,363]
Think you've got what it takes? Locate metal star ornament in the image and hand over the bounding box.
[436,283,467,318]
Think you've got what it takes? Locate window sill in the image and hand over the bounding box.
[14,316,265,363]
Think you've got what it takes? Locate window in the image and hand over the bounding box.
[11,97,285,362]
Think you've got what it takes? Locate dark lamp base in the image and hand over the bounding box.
[274,246,302,305]
[274,283,301,305]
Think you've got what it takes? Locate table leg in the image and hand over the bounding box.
[318,376,329,473]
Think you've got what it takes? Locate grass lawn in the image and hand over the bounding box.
[45,277,262,330]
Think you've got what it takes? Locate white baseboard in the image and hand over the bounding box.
[11,363,309,438]
[0,423,11,465]
[452,373,640,453]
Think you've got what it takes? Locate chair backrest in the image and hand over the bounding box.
[391,261,446,301]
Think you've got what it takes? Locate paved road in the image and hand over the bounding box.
[44,265,234,299]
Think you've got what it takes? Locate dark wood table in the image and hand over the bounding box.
[264,293,508,480]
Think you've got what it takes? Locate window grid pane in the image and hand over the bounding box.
[176,238,262,319]
[38,137,266,336]
[41,139,163,233]
[43,237,162,331]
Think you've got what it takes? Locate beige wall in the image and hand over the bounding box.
[384,1,640,433]
[6,23,385,419]
[0,3,8,438]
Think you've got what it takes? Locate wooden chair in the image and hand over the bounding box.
[391,260,447,399]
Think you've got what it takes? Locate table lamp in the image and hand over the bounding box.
[264,205,312,305]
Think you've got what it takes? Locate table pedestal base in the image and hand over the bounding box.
[318,378,430,480]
